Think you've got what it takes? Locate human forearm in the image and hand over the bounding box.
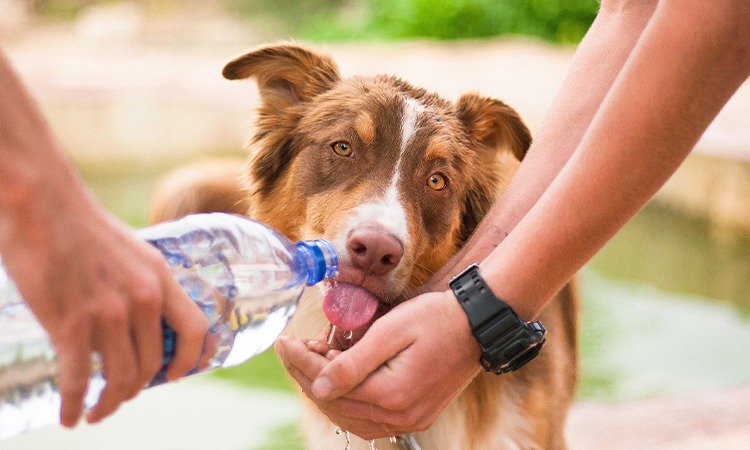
[425,0,658,290]
[0,50,91,224]
[482,0,750,319]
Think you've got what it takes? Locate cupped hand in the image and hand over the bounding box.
[275,291,481,440]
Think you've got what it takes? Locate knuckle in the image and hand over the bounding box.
[133,282,162,313]
[54,311,92,343]
[98,301,128,328]
[330,356,360,385]
[107,366,138,392]
[381,390,410,411]
[397,409,421,430]
[59,379,88,400]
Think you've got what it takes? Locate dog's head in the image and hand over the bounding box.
[224,43,530,332]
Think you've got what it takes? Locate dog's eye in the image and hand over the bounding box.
[427,173,447,191]
[331,141,353,157]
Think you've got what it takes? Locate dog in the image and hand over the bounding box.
[148,43,578,450]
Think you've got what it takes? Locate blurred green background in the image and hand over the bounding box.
[29,0,599,43]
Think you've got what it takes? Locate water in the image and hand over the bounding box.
[327,325,338,346]
[335,428,351,450]
[0,214,338,439]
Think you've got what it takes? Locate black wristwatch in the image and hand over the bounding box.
[449,264,546,374]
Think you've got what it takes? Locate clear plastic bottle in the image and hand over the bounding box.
[0,213,338,440]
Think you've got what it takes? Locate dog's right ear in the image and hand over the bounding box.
[222,44,341,111]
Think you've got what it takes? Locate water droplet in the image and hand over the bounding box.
[343,329,353,340]
[369,439,377,450]
[335,428,351,450]
[327,324,338,345]
[390,437,397,444]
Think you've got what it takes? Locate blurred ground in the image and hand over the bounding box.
[2,6,750,449]
[1,378,299,450]
[567,385,750,450]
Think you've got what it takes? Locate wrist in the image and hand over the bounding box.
[441,289,483,367]
[0,160,99,255]
[449,263,546,374]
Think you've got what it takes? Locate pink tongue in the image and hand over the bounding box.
[323,283,379,331]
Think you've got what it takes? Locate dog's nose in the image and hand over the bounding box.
[347,227,404,276]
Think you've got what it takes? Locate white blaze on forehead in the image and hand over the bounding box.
[336,97,425,260]
[387,97,425,205]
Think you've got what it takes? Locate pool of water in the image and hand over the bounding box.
[81,166,750,401]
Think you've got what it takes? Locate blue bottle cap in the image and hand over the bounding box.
[296,239,339,286]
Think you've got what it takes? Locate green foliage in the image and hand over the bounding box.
[232,0,599,43]
[362,0,598,42]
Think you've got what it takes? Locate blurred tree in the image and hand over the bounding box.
[358,0,598,43]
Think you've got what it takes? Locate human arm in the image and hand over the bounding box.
[275,0,662,437]
[481,0,750,319]
[0,50,209,426]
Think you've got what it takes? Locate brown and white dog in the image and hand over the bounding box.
[148,43,578,450]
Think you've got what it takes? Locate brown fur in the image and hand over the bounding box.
[148,43,578,450]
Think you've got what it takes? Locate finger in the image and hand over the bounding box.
[277,336,329,381]
[161,278,208,381]
[306,338,332,356]
[86,303,138,424]
[128,294,163,397]
[55,327,92,428]
[197,332,220,372]
[313,316,412,400]
[285,363,402,436]
[280,346,414,430]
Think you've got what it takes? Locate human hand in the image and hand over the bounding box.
[0,49,209,426]
[0,192,209,426]
[275,291,481,440]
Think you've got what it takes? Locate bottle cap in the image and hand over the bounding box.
[296,240,339,285]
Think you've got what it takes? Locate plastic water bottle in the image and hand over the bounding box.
[0,213,338,440]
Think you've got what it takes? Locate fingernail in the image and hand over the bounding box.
[274,340,285,358]
[312,376,333,399]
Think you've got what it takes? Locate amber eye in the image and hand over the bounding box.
[427,173,447,191]
[331,141,353,157]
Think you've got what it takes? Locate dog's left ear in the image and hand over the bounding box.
[222,43,341,111]
[456,93,531,162]
[454,94,531,244]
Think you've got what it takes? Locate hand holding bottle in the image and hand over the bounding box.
[0,49,209,428]
[0,194,210,427]
[1,212,337,439]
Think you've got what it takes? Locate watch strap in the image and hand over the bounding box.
[449,264,546,374]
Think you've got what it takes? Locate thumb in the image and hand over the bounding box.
[312,311,412,400]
